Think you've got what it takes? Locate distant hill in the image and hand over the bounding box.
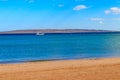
[0,29,119,34]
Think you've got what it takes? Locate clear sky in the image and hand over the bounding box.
[0,0,120,31]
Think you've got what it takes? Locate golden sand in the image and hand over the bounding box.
[0,58,120,80]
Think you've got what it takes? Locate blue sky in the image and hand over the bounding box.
[0,0,120,31]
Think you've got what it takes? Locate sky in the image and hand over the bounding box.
[0,0,120,31]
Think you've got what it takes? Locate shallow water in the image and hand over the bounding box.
[0,33,120,63]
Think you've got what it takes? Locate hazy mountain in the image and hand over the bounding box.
[0,29,118,34]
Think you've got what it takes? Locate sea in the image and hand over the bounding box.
[0,33,120,63]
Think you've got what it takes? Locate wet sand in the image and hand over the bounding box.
[0,58,120,80]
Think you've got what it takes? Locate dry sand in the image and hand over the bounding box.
[0,58,120,80]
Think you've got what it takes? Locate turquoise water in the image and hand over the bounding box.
[0,33,120,63]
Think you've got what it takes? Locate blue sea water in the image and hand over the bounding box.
[0,33,120,63]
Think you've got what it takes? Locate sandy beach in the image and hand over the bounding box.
[0,58,120,80]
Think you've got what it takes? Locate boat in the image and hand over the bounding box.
[36,32,45,35]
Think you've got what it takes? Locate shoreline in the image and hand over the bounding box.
[0,58,62,64]
[0,57,117,64]
[0,57,120,80]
